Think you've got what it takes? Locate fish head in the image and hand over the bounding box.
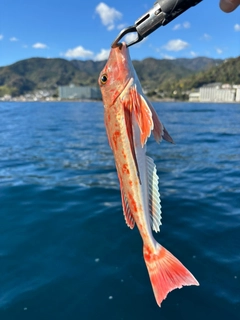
[98,42,134,107]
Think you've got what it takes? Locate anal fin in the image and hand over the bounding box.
[147,156,162,233]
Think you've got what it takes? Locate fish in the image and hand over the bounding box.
[98,42,199,306]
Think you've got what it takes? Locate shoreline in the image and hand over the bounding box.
[0,99,239,104]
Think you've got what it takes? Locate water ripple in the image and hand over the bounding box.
[0,102,239,319]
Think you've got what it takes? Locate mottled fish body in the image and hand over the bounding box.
[98,43,199,306]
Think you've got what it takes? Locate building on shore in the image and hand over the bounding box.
[189,91,200,102]
[58,85,101,100]
[189,83,240,102]
[233,85,240,102]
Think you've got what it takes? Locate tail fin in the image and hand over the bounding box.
[143,243,199,306]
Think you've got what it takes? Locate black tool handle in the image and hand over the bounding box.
[135,0,202,39]
[159,0,202,25]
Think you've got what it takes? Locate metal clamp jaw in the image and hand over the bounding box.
[112,0,202,48]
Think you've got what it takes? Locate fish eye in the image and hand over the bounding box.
[100,74,108,84]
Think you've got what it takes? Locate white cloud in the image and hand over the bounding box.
[107,24,114,31]
[190,51,198,57]
[123,33,147,47]
[162,54,175,60]
[216,48,223,54]
[164,39,189,51]
[172,22,190,30]
[96,2,122,31]
[183,21,191,29]
[124,33,138,45]
[10,37,18,42]
[94,48,110,61]
[117,23,126,30]
[172,24,181,31]
[32,42,47,49]
[201,33,212,41]
[62,46,110,60]
[0,34,3,40]
[64,46,94,58]
[234,24,240,31]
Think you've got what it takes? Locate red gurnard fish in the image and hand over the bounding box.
[98,42,199,306]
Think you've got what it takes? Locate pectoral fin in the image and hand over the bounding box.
[145,97,174,144]
[130,87,174,145]
[123,105,141,183]
[121,187,135,229]
[130,86,153,147]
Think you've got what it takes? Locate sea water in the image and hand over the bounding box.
[0,101,239,320]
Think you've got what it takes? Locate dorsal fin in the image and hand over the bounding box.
[146,156,162,233]
[121,187,135,229]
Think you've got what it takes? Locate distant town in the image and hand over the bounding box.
[189,83,240,102]
[0,85,101,102]
[0,55,239,103]
[0,83,240,103]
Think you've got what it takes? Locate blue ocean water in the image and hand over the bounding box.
[0,101,239,320]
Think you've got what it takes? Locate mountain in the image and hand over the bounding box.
[170,56,240,92]
[132,58,193,90]
[70,59,105,76]
[0,55,239,98]
[0,58,104,96]
[171,57,222,72]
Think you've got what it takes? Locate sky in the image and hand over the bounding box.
[0,0,240,66]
